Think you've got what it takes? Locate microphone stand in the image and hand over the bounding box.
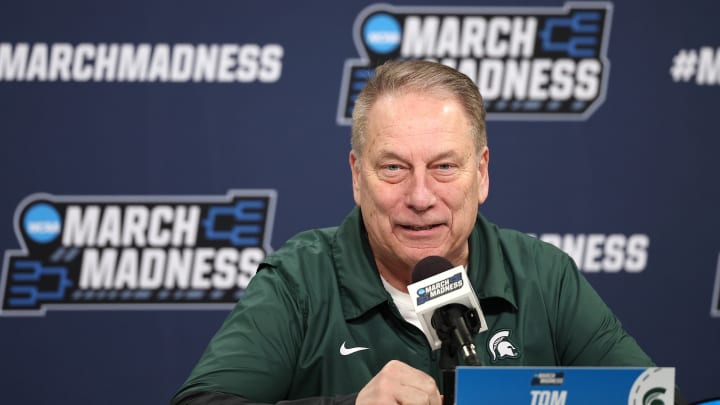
[433,304,482,405]
[440,343,458,405]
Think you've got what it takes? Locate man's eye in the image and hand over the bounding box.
[379,164,406,181]
[436,163,458,171]
[434,163,459,178]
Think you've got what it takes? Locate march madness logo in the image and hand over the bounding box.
[415,272,463,305]
[337,2,613,124]
[0,190,276,316]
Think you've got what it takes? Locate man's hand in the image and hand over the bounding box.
[356,360,442,405]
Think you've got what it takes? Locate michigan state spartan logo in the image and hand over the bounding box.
[488,329,520,361]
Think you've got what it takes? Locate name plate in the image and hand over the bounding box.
[455,366,675,405]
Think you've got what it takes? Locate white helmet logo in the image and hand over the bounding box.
[488,330,520,361]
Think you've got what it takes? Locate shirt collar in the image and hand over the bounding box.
[467,214,518,311]
[333,207,388,320]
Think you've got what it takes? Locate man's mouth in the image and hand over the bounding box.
[402,224,440,231]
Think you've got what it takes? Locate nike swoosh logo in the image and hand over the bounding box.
[339,341,369,356]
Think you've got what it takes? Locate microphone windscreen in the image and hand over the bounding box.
[411,256,454,283]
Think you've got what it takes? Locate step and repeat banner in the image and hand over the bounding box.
[1,1,718,404]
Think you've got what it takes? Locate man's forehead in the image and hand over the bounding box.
[372,147,471,161]
[365,99,473,140]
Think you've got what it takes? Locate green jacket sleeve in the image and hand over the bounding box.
[546,253,654,366]
[171,264,306,403]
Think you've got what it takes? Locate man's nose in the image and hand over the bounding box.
[406,170,437,211]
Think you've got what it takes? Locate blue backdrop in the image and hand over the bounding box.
[1,0,718,403]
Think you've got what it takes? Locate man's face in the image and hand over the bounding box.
[350,90,489,274]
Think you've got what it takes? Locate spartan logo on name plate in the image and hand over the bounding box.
[337,2,613,124]
[627,368,675,405]
[0,190,276,316]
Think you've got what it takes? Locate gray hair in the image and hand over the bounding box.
[351,60,487,156]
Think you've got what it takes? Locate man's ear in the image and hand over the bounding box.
[477,147,490,205]
[349,150,361,205]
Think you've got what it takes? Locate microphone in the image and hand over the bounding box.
[408,256,487,366]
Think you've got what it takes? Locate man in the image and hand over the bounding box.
[171,60,656,405]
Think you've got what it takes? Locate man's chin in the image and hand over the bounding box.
[402,248,448,265]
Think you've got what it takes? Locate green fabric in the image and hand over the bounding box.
[172,207,653,403]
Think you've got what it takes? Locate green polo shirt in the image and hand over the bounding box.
[172,207,653,403]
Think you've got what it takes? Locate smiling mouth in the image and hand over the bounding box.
[402,224,440,231]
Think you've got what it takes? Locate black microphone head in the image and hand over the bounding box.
[411,256,454,283]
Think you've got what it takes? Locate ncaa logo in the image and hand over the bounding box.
[23,203,62,244]
[364,13,402,54]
